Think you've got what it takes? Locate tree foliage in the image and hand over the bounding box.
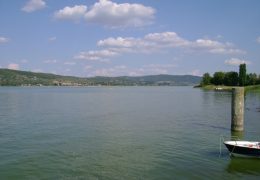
[201,73,212,86]
[224,71,238,86]
[212,72,225,85]
[239,63,247,86]
[200,64,260,87]
[247,73,257,85]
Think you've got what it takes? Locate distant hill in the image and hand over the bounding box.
[0,69,201,86]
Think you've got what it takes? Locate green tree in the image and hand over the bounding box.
[239,63,246,86]
[212,71,225,85]
[224,71,239,86]
[201,73,212,86]
[247,73,258,85]
[257,75,260,85]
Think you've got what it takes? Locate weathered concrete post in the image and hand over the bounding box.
[231,87,244,132]
[231,131,244,140]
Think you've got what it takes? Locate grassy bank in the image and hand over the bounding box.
[199,85,233,91]
[245,85,260,92]
[200,85,260,92]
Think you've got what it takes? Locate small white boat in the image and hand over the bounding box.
[224,141,260,157]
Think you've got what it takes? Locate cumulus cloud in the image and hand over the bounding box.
[54,5,87,21]
[54,0,155,28]
[97,32,190,53]
[22,0,46,13]
[84,0,155,28]
[144,32,190,48]
[74,49,117,61]
[75,32,245,64]
[97,32,191,54]
[225,58,251,66]
[0,36,9,43]
[193,39,245,54]
[98,37,136,48]
[97,32,245,55]
[8,63,20,70]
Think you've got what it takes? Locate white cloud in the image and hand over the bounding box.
[97,32,245,55]
[98,37,136,48]
[257,36,260,44]
[97,32,190,54]
[194,39,223,48]
[75,32,246,65]
[74,49,117,61]
[84,0,155,28]
[54,0,155,28]
[8,63,20,70]
[144,32,190,48]
[225,58,251,66]
[54,5,87,21]
[194,39,245,54]
[22,0,46,13]
[0,36,9,43]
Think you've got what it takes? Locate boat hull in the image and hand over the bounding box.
[224,143,260,158]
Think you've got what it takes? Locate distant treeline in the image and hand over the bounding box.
[201,64,260,86]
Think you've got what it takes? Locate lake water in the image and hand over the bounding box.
[0,86,259,179]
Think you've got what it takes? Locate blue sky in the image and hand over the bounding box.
[0,0,260,77]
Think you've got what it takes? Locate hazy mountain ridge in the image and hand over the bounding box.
[0,69,201,86]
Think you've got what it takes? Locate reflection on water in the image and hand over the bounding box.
[231,131,244,140]
[227,158,260,175]
[193,122,230,131]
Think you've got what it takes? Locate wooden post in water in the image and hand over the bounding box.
[231,87,244,132]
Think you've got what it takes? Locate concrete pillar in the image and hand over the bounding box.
[231,131,244,140]
[231,87,244,132]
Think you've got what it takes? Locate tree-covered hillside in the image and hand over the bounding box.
[0,69,201,86]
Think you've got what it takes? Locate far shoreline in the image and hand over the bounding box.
[196,84,260,93]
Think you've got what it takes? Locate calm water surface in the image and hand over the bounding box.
[0,87,259,179]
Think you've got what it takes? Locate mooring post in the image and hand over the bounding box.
[231,131,244,140]
[231,87,244,132]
